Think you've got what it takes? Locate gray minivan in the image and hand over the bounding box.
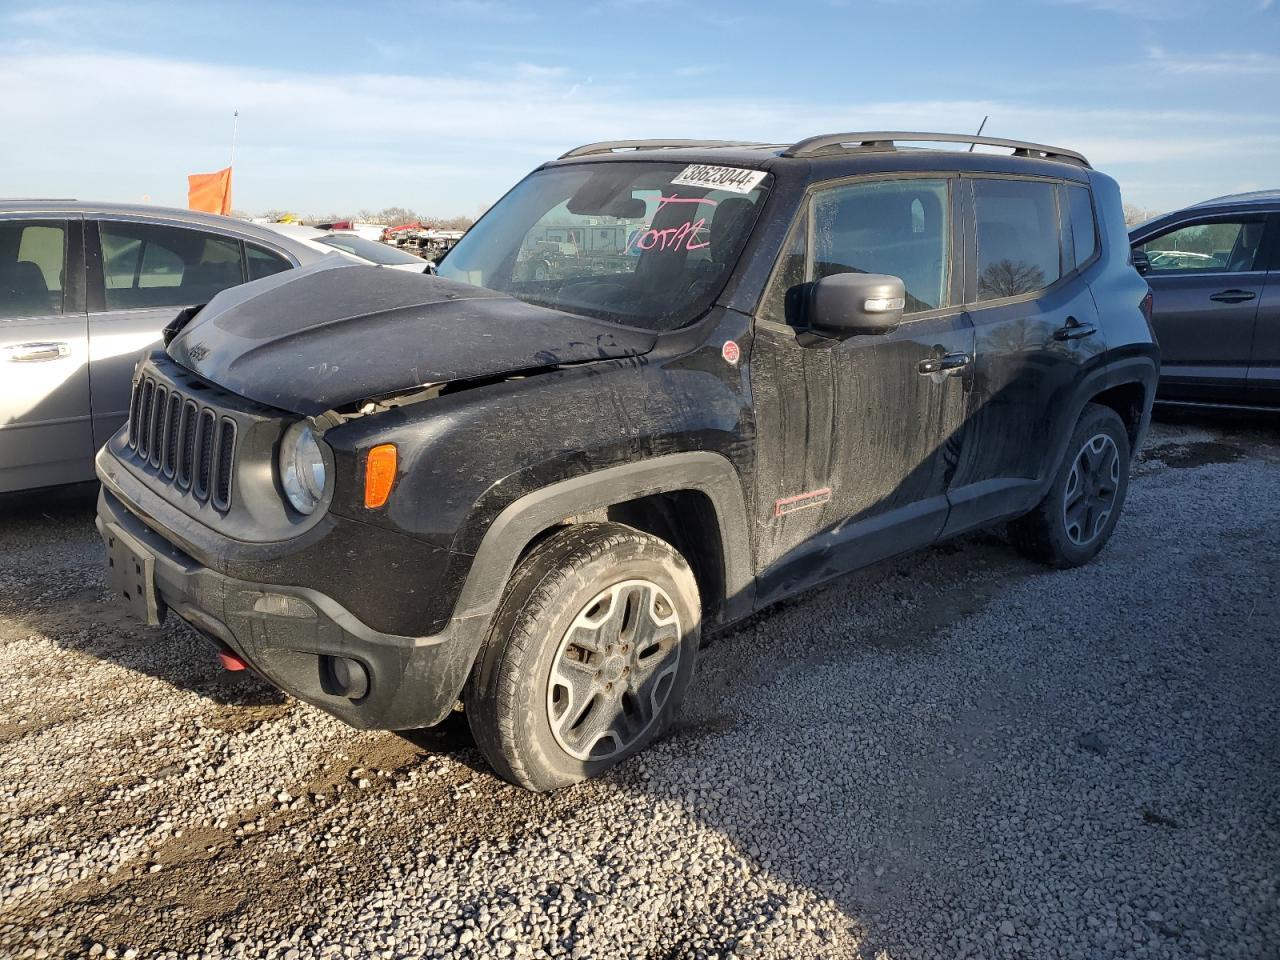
[0,202,328,493]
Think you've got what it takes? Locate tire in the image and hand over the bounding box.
[1009,403,1132,569]
[465,522,701,791]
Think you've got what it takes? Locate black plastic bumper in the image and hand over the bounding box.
[96,486,486,730]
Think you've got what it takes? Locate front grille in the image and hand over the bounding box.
[127,372,238,511]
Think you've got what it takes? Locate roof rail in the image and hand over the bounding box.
[559,139,770,159]
[783,132,1090,168]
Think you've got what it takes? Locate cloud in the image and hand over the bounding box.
[0,48,1276,214]
[512,62,571,79]
[1146,45,1280,75]
[1048,0,1204,16]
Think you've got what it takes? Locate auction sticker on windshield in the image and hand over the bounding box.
[671,165,767,195]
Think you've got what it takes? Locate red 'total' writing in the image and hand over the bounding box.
[627,195,718,254]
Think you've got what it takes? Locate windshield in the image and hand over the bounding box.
[317,233,425,266]
[438,161,770,331]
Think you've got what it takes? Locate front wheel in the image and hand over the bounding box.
[1009,403,1132,568]
[465,523,700,791]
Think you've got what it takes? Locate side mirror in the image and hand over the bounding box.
[806,273,906,337]
[424,261,438,275]
[1131,248,1152,276]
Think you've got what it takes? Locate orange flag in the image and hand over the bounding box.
[187,167,233,215]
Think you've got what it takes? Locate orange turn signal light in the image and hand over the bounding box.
[364,444,398,509]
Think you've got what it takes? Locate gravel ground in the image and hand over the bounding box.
[1,412,1277,960]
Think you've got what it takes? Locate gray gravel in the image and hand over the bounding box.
[1,414,1277,960]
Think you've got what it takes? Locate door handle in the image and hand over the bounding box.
[5,341,71,362]
[918,352,971,375]
[1209,289,1256,304]
[1053,317,1097,341]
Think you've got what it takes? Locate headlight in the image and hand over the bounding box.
[279,421,327,515]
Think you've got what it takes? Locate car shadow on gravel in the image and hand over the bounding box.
[0,484,287,710]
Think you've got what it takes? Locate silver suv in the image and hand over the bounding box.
[0,201,328,493]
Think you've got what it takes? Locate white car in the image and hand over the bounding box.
[261,223,431,273]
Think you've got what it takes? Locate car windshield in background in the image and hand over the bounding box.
[438,161,770,331]
[316,233,424,266]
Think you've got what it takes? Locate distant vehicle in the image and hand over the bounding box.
[1148,250,1215,270]
[259,223,431,273]
[0,201,329,493]
[311,220,385,242]
[97,132,1155,791]
[1130,189,1280,408]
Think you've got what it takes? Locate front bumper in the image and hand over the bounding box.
[96,486,485,730]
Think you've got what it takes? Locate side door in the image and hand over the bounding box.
[0,215,93,492]
[1134,214,1269,403]
[1246,213,1280,405]
[86,219,290,451]
[943,176,1107,536]
[749,175,974,604]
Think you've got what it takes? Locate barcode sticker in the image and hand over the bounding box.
[671,164,767,195]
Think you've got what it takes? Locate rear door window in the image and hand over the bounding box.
[99,222,244,310]
[973,179,1062,301]
[0,220,68,319]
[1139,219,1266,274]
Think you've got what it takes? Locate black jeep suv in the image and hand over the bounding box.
[96,132,1157,790]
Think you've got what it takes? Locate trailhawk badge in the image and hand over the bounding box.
[722,340,741,365]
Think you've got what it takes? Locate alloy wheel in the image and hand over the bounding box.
[546,579,682,762]
[1063,433,1121,546]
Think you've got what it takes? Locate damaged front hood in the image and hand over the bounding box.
[167,259,656,415]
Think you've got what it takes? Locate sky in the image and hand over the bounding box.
[1,0,1277,218]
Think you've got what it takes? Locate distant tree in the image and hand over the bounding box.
[978,259,1046,300]
[376,206,420,226]
[1123,203,1161,227]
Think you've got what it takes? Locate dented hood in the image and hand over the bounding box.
[166,259,656,415]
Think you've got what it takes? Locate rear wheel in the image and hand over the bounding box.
[1009,403,1132,568]
[465,522,700,791]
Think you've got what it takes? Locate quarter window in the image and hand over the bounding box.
[246,244,292,281]
[100,222,244,310]
[1139,219,1265,274]
[1067,186,1097,268]
[973,179,1062,301]
[0,220,67,319]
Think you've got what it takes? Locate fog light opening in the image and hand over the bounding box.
[322,655,370,700]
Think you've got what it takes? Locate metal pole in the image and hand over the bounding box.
[230,110,239,169]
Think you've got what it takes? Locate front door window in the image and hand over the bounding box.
[0,220,68,320]
[1140,219,1266,274]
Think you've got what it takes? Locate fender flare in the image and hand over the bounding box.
[452,451,755,624]
[1045,353,1158,487]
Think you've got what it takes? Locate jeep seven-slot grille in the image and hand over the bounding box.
[127,374,238,511]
